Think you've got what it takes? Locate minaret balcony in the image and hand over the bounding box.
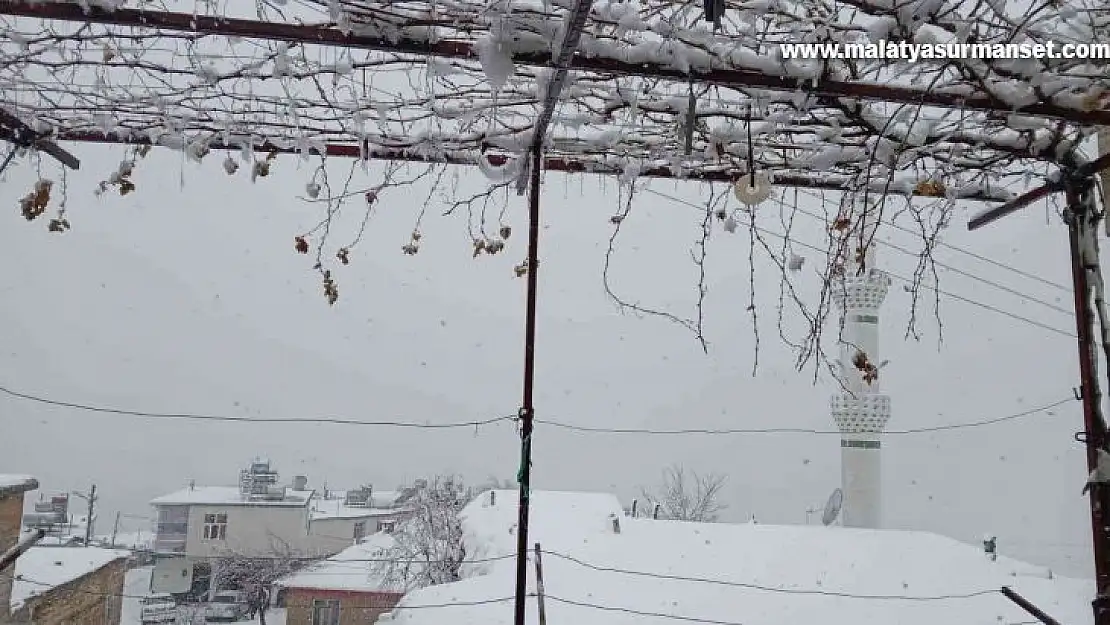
[831,269,893,311]
[831,394,891,434]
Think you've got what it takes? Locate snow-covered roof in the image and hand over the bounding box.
[324,490,405,508]
[277,533,400,592]
[0,474,38,497]
[11,545,129,610]
[310,497,410,521]
[150,486,314,507]
[370,491,403,508]
[385,490,1096,625]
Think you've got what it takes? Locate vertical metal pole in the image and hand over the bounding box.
[1065,179,1110,625]
[514,148,543,625]
[110,511,121,548]
[85,484,96,546]
[533,544,548,625]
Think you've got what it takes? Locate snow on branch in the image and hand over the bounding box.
[369,475,469,592]
[0,0,1097,361]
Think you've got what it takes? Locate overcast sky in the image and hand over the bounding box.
[0,143,1092,577]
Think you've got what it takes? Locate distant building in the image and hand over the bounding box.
[0,474,40,621]
[149,459,415,597]
[21,494,71,535]
[8,546,129,624]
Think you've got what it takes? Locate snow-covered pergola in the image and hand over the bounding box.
[3,0,1106,199]
[3,0,1110,622]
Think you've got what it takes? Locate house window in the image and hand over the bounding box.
[377,520,396,534]
[311,599,340,625]
[202,513,227,540]
[353,521,366,540]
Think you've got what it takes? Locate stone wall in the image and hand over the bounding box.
[9,557,127,625]
[0,490,30,623]
[284,587,403,625]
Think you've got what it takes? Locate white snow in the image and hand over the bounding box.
[11,546,129,611]
[150,486,313,507]
[277,532,398,591]
[120,566,153,625]
[475,34,515,92]
[385,490,1095,625]
[310,499,409,521]
[0,474,38,492]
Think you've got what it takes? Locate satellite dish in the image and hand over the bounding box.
[822,488,843,526]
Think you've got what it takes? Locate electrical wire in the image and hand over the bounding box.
[788,186,1070,293]
[13,576,524,608]
[534,396,1075,436]
[541,551,999,600]
[784,199,1072,317]
[7,548,1038,620]
[0,383,1074,436]
[544,594,753,625]
[0,384,514,429]
[93,552,518,564]
[643,187,1074,339]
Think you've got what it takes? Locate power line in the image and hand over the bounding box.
[0,382,1074,437]
[545,594,753,625]
[641,188,1076,338]
[101,552,518,565]
[0,384,514,429]
[13,576,525,608]
[9,545,1024,625]
[784,201,1072,317]
[535,396,1074,436]
[785,186,1070,293]
[546,595,1034,625]
[541,551,998,600]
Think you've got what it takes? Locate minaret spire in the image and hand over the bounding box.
[830,194,892,529]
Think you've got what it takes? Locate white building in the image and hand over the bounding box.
[149,460,413,596]
[830,200,893,528]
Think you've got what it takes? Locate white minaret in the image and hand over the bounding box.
[830,195,892,529]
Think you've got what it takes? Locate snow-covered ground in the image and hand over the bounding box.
[120,566,152,625]
[121,566,286,625]
[385,490,1095,625]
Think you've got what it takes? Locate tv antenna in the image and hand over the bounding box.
[821,488,843,526]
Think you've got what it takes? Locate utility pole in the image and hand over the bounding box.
[73,485,97,546]
[970,161,1110,625]
[1064,179,1110,625]
[110,511,121,548]
[533,544,547,625]
[513,146,542,625]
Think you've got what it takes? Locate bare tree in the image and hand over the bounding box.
[210,536,305,625]
[641,465,728,522]
[372,475,469,591]
[479,475,517,491]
